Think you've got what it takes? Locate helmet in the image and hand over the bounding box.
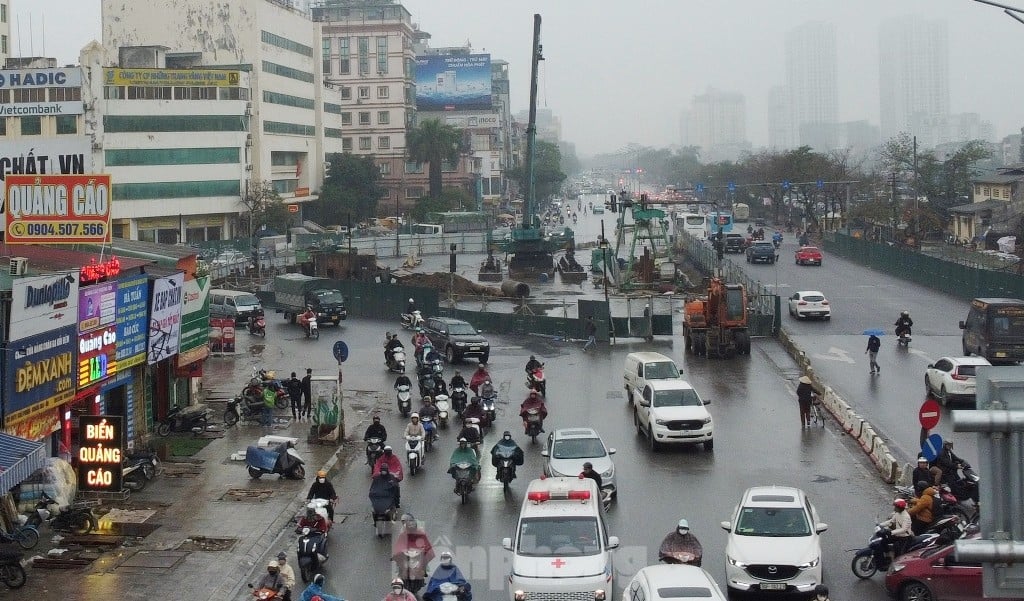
[901,310,909,316]
[409,298,414,303]
[383,446,393,454]
[893,498,907,510]
[916,480,930,494]
[316,470,327,479]
[313,574,325,586]
[676,519,690,535]
[530,355,536,360]
[268,559,279,569]
[814,584,828,596]
[484,380,491,385]
[392,577,405,590]
[503,430,512,440]
[458,437,468,446]
[917,456,928,463]
[306,507,316,517]
[373,415,381,422]
[440,551,453,566]
[277,551,287,560]
[411,413,419,420]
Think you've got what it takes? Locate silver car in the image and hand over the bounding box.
[542,427,616,497]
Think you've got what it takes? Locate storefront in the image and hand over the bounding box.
[113,274,150,447]
[145,271,185,425]
[175,272,211,402]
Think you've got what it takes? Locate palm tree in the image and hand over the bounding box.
[407,118,465,200]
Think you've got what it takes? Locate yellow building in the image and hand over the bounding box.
[949,169,1023,244]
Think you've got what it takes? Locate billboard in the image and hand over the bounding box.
[0,67,82,89]
[440,113,500,129]
[77,282,119,389]
[116,276,150,369]
[9,271,80,341]
[415,54,492,112]
[4,174,113,244]
[104,68,240,87]
[177,276,211,368]
[147,273,184,364]
[4,325,77,425]
[77,415,123,492]
[0,137,92,231]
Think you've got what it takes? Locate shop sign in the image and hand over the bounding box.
[9,271,79,341]
[209,316,236,354]
[115,276,149,369]
[178,275,210,355]
[4,325,77,426]
[4,408,60,442]
[79,281,116,333]
[105,68,240,87]
[4,174,112,244]
[77,415,122,492]
[147,273,184,364]
[78,325,118,388]
[0,68,83,89]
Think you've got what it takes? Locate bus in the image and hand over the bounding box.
[675,213,707,239]
[705,211,734,238]
[733,203,750,223]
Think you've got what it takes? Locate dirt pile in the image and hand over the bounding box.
[399,272,502,297]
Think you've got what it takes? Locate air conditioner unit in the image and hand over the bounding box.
[245,164,253,171]
[9,257,28,276]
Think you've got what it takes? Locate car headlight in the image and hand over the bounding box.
[891,563,906,573]
[702,417,712,424]
[797,558,820,570]
[655,419,668,425]
[455,342,467,347]
[601,467,613,478]
[727,555,748,568]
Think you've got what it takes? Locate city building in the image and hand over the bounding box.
[949,112,994,144]
[767,85,796,150]
[685,88,750,163]
[0,1,9,66]
[879,16,950,148]
[1000,132,1022,166]
[784,22,838,150]
[516,108,561,144]
[951,164,1024,243]
[837,120,881,158]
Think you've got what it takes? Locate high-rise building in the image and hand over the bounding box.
[879,16,950,148]
[686,88,749,162]
[784,22,838,150]
[0,1,9,66]
[767,86,795,150]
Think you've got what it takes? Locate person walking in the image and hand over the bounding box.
[583,316,597,351]
[286,372,303,421]
[796,375,815,428]
[301,368,313,421]
[865,334,881,374]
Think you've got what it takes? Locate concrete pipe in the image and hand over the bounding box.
[501,280,531,298]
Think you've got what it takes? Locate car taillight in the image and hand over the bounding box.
[951,370,969,381]
[821,301,829,305]
[798,301,807,306]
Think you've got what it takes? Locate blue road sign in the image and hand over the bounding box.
[921,433,944,462]
[782,180,790,190]
[695,183,705,193]
[816,179,824,190]
[728,182,736,192]
[332,340,349,363]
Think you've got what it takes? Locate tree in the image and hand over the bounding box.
[407,119,466,200]
[507,140,567,203]
[408,187,473,222]
[239,180,291,239]
[313,152,385,224]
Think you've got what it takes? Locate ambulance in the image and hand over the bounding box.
[503,477,619,601]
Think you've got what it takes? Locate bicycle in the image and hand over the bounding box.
[810,396,826,427]
[0,525,39,550]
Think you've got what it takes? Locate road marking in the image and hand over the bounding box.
[814,347,856,364]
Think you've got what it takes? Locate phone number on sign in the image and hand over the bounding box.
[8,222,108,238]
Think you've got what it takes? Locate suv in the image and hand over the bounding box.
[745,241,776,264]
[423,317,490,364]
[723,233,746,253]
[633,380,713,451]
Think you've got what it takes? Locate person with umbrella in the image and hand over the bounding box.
[865,330,882,374]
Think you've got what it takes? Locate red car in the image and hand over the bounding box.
[794,246,823,266]
[885,542,1017,601]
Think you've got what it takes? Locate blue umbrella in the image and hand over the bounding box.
[863,329,885,336]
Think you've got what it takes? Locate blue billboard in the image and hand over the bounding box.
[5,325,77,424]
[415,54,492,112]
[116,275,149,369]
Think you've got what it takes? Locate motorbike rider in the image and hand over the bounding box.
[895,311,914,338]
[423,551,472,601]
[519,390,548,432]
[880,498,913,556]
[404,413,426,457]
[912,456,938,487]
[385,332,405,365]
[384,578,417,601]
[448,438,482,487]
[371,462,401,510]
[457,418,482,447]
[933,440,977,503]
[479,379,496,400]
[489,431,525,480]
[406,298,417,316]
[364,415,388,443]
[450,371,467,391]
[256,559,289,599]
[373,447,404,507]
[299,574,344,601]
[394,373,412,394]
[412,329,429,361]
[418,398,438,441]
[306,470,339,522]
[275,552,296,601]
[909,480,937,535]
[658,519,703,567]
[469,363,490,395]
[525,355,542,375]
[296,505,330,534]
[299,306,316,335]
[580,462,603,490]
[813,584,830,601]
[432,374,448,396]
[462,399,488,429]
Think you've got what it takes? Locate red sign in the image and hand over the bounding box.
[919,398,941,430]
[4,174,113,244]
[288,204,299,213]
[209,316,236,353]
[294,187,310,197]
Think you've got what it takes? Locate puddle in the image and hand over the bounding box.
[221,488,276,502]
[176,536,238,552]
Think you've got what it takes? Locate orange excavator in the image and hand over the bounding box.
[682,277,750,358]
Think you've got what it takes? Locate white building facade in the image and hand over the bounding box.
[879,16,950,148]
[785,22,838,151]
[0,1,9,66]
[687,88,750,163]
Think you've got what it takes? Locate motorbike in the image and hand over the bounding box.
[397,384,413,418]
[524,408,543,443]
[0,547,26,589]
[369,475,399,538]
[451,461,476,504]
[420,416,436,451]
[402,310,424,330]
[245,441,306,480]
[26,491,97,534]
[494,447,518,490]
[387,346,407,374]
[527,366,547,396]
[897,330,912,347]
[480,395,497,428]
[305,316,319,339]
[247,311,266,336]
[658,530,703,567]
[223,395,267,426]
[406,435,424,476]
[395,547,428,593]
[296,500,330,583]
[435,395,451,428]
[450,386,468,416]
[437,581,467,601]
[418,372,437,398]
[850,520,960,579]
[122,450,160,491]
[156,403,210,437]
[242,373,289,410]
[365,437,385,472]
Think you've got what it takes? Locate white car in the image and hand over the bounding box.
[925,356,992,405]
[788,291,831,320]
[623,565,727,601]
[722,485,827,595]
[542,428,616,497]
[633,380,713,451]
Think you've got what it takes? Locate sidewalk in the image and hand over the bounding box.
[8,346,378,601]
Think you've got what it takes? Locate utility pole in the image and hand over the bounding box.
[913,135,919,242]
[521,14,542,231]
[891,172,899,241]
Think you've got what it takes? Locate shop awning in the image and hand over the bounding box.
[0,433,46,494]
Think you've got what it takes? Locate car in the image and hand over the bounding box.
[925,356,992,405]
[746,241,777,264]
[723,233,746,253]
[721,485,827,595]
[754,217,767,227]
[794,246,823,266]
[623,564,727,601]
[422,317,490,364]
[542,428,616,498]
[633,380,713,451]
[885,540,1018,601]
[788,291,831,320]
[623,352,683,405]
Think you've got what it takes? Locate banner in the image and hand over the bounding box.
[147,273,184,364]
[104,68,240,87]
[116,276,149,369]
[4,174,112,244]
[0,103,83,116]
[177,275,211,367]
[415,54,492,111]
[0,137,92,231]
[77,415,123,492]
[209,316,236,354]
[4,325,77,426]
[0,67,83,89]
[4,409,60,442]
[9,271,80,341]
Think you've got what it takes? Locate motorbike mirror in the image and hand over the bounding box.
[608,448,617,455]
[248,584,254,589]
[502,537,513,551]
[815,522,829,534]
[540,450,549,457]
[607,536,620,549]
[702,399,711,405]
[958,321,966,329]
[720,521,732,532]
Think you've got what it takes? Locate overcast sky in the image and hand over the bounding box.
[15,0,1024,156]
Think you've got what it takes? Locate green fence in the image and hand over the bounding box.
[824,232,1024,301]
[257,281,440,321]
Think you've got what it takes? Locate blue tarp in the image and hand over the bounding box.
[0,433,46,494]
[245,446,277,472]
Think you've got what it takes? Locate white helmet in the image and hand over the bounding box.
[411,412,419,419]
[676,519,690,536]
[409,298,415,303]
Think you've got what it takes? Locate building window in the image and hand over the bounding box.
[377,85,389,99]
[113,180,240,201]
[325,127,343,139]
[378,136,390,149]
[1,4,6,24]
[262,61,315,83]
[126,86,174,100]
[405,161,424,174]
[106,147,239,166]
[56,115,77,135]
[340,86,352,100]
[104,115,247,132]
[0,90,8,103]
[406,187,423,199]
[358,111,371,126]
[20,116,41,135]
[263,120,316,136]
[379,163,391,175]
[339,38,350,75]
[341,112,352,126]
[322,38,332,75]
[261,30,314,57]
[263,90,315,110]
[49,87,82,102]
[342,137,353,151]
[358,136,371,150]
[377,111,389,125]
[219,87,250,100]
[0,118,6,136]
[358,86,370,99]
[174,86,218,100]
[271,151,301,166]
[984,187,990,197]
[0,35,6,55]
[324,102,342,114]
[14,88,46,103]
[273,179,298,194]
[358,37,369,75]
[376,36,388,74]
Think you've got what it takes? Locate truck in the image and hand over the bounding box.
[682,277,750,358]
[732,202,750,223]
[272,274,347,326]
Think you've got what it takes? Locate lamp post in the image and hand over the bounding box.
[600,219,615,344]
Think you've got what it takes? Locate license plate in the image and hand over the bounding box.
[759,583,786,591]
[996,352,1007,357]
[470,347,480,351]
[333,317,340,323]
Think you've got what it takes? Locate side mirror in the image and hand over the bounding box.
[607,536,620,549]
[608,448,617,455]
[720,521,732,532]
[703,399,711,405]
[679,368,684,375]
[502,537,512,551]
[927,364,934,369]
[934,556,946,567]
[815,523,829,534]
[540,450,549,457]
[639,399,650,407]
[958,321,966,329]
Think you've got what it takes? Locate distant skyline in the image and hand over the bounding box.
[13,0,1024,155]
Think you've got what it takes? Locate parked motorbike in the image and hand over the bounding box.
[452,462,476,504]
[156,404,210,437]
[527,365,546,397]
[387,346,407,374]
[305,316,319,339]
[406,435,424,476]
[296,500,330,583]
[0,548,26,589]
[435,395,451,429]
[242,372,289,410]
[123,450,160,491]
[365,437,385,472]
[397,384,413,418]
[450,387,467,416]
[223,395,266,426]
[524,408,543,443]
[247,311,266,336]
[245,441,306,480]
[402,310,424,330]
[0,523,38,550]
[26,492,96,534]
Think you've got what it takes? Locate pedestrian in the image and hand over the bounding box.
[286,371,303,421]
[643,303,653,342]
[261,385,277,428]
[583,316,597,351]
[865,334,881,374]
[796,375,815,428]
[301,368,313,420]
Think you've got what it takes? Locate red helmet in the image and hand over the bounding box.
[893,498,907,510]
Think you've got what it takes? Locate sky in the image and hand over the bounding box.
[14,0,1024,156]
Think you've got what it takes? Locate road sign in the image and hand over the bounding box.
[921,433,944,461]
[288,204,299,213]
[332,340,349,363]
[695,183,704,193]
[919,398,941,430]
[728,182,736,192]
[816,179,824,190]
[782,180,790,190]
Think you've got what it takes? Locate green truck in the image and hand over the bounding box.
[272,274,348,326]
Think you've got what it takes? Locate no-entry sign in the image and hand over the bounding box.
[919,398,941,430]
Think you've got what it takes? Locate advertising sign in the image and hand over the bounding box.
[0,67,83,89]
[4,409,60,442]
[209,316,236,354]
[9,271,80,341]
[415,54,492,111]
[77,415,123,492]
[104,68,240,87]
[177,276,211,368]
[116,276,149,369]
[4,325,77,425]
[0,103,83,117]
[79,282,117,334]
[4,174,112,244]
[441,113,500,129]
[147,273,184,364]
[78,325,118,388]
[0,138,92,231]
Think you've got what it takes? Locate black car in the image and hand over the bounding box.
[423,317,490,364]
[745,241,777,264]
[723,233,746,253]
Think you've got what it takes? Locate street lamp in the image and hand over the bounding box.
[600,219,615,344]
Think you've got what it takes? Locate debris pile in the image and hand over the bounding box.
[398,273,502,297]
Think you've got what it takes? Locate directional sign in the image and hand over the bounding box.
[782,180,790,190]
[921,433,944,462]
[816,179,824,190]
[695,183,705,193]
[919,398,941,430]
[332,340,349,363]
[728,182,736,192]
